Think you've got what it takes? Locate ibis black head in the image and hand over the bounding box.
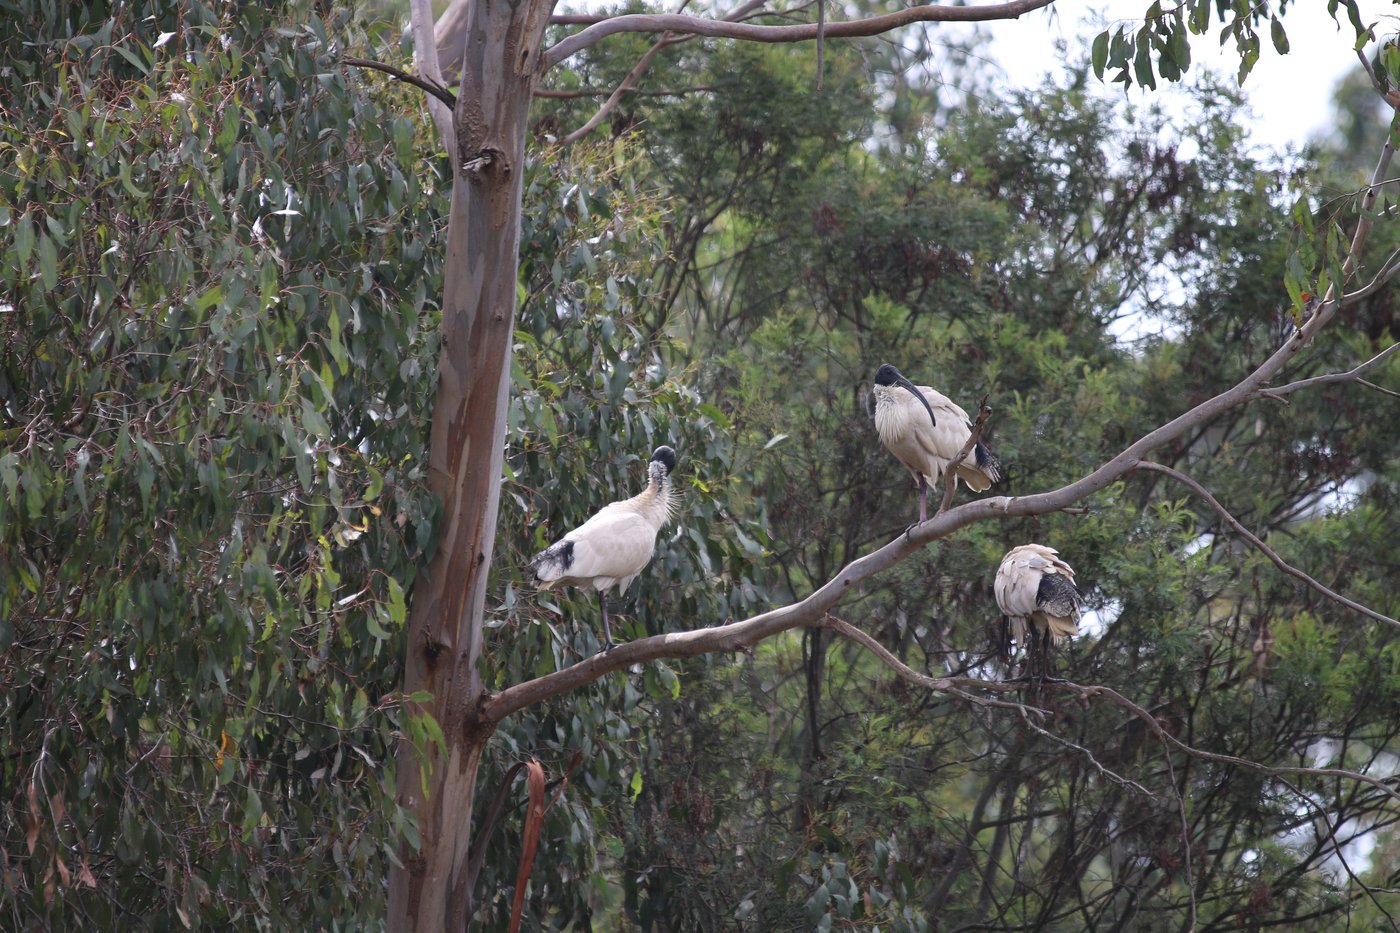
[873,363,905,387]
[873,363,936,428]
[650,445,678,475]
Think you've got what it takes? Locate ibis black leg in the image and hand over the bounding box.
[1038,628,1066,685]
[905,476,929,540]
[598,597,615,654]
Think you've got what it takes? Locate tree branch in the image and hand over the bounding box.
[408,0,456,161]
[820,614,1032,713]
[480,96,1400,833]
[535,85,715,98]
[1341,245,1400,305]
[555,0,768,142]
[1076,683,1400,806]
[342,56,458,111]
[543,0,1056,70]
[937,395,991,517]
[1135,460,1400,630]
[559,32,684,144]
[1254,342,1400,402]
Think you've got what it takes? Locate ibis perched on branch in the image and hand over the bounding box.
[528,446,678,653]
[872,363,1003,524]
[994,544,1084,683]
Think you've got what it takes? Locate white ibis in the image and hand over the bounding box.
[872,363,1003,524]
[994,543,1084,682]
[527,446,677,653]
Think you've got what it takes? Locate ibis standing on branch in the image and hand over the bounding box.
[527,446,678,653]
[994,543,1085,682]
[872,363,1003,525]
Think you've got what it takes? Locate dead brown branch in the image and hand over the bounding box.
[1135,460,1400,629]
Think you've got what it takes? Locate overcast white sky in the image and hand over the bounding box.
[944,0,1400,152]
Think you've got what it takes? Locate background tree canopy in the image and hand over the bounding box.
[3,0,1399,930]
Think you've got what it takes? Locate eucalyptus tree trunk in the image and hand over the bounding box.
[387,0,553,928]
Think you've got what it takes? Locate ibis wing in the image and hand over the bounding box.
[562,508,662,587]
[913,387,974,462]
[994,557,1044,618]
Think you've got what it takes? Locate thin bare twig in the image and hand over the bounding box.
[342,56,457,110]
[557,0,768,143]
[1275,774,1399,927]
[1077,683,1400,806]
[1011,705,1158,798]
[1136,461,1400,630]
[937,396,991,517]
[559,33,683,144]
[821,614,1036,715]
[1161,748,1197,931]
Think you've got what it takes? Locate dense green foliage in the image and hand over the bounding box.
[3,0,1400,930]
[1,1,444,925]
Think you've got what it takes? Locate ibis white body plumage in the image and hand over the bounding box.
[994,543,1084,681]
[528,446,677,652]
[872,363,1003,523]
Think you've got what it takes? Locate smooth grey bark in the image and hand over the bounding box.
[387,0,553,927]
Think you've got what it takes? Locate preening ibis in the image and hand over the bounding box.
[527,446,678,653]
[994,543,1084,682]
[872,363,1003,524]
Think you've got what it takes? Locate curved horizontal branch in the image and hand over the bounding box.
[543,0,1056,70]
[1255,342,1400,402]
[342,56,458,111]
[1135,461,1400,630]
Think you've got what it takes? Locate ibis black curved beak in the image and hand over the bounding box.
[875,363,936,429]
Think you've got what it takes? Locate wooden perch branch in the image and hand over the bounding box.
[937,395,991,517]
[486,131,1397,726]
[543,0,1056,69]
[1135,460,1400,630]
